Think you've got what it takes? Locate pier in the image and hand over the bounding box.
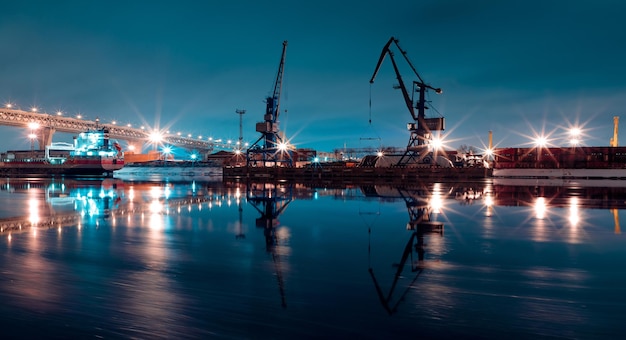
[224,165,491,184]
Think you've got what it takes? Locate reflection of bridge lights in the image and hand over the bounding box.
[534,197,547,219]
[29,198,40,226]
[149,200,163,214]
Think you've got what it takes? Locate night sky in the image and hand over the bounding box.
[1,1,625,154]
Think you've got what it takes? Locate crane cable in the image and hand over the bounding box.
[369,83,372,125]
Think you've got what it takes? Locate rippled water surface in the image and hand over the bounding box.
[0,178,624,339]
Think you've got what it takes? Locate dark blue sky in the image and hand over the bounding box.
[1,1,625,153]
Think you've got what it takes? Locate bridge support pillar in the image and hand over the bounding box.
[37,127,56,150]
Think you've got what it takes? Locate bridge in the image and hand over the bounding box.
[0,108,237,153]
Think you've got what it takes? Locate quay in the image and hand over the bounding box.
[223,165,491,184]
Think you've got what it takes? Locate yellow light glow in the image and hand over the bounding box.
[534,197,547,219]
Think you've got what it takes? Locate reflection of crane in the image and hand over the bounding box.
[247,182,293,308]
[247,41,293,167]
[368,186,443,315]
[370,37,444,166]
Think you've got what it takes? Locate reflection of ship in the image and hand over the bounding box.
[113,159,223,182]
[0,178,123,235]
[492,146,626,179]
[0,128,124,177]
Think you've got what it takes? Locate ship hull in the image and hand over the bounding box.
[0,157,124,177]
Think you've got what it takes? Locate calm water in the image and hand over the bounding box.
[0,177,624,339]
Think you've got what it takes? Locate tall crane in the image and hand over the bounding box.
[247,40,292,167]
[370,37,444,166]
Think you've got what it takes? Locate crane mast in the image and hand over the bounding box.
[370,37,444,166]
[247,40,292,167]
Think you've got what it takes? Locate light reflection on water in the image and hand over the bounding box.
[0,178,624,338]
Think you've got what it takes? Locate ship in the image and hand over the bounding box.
[0,128,124,177]
[492,146,626,179]
[113,159,223,182]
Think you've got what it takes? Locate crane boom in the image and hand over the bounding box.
[369,37,442,121]
[267,41,288,124]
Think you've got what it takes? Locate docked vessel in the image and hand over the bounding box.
[113,159,223,182]
[0,128,124,177]
[492,146,626,179]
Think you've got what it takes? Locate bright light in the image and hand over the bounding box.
[76,114,82,119]
[177,132,181,136]
[127,145,136,151]
[534,197,547,219]
[31,107,38,112]
[56,111,63,116]
[28,133,37,140]
[5,103,12,108]
[569,138,580,146]
[235,149,241,155]
[162,146,172,154]
[190,154,198,159]
[534,136,548,148]
[28,122,40,130]
[313,157,319,162]
[569,127,581,137]
[187,134,192,138]
[485,148,494,156]
[430,136,444,151]
[111,121,117,125]
[127,123,132,127]
[149,131,163,143]
[376,151,383,157]
[277,142,288,151]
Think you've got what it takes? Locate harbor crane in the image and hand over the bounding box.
[247,40,293,167]
[370,37,444,166]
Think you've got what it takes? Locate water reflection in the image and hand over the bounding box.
[246,181,294,308]
[0,178,625,337]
